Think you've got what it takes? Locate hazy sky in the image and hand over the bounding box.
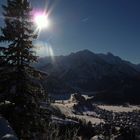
[0,0,140,64]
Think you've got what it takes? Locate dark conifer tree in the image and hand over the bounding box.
[0,0,47,139]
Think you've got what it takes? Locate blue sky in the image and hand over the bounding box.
[0,0,140,64]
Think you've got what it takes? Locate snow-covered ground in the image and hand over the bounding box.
[51,115,78,125]
[82,95,93,100]
[52,102,104,125]
[0,116,18,140]
[98,105,140,112]
[52,102,75,116]
[52,94,140,125]
[71,114,104,125]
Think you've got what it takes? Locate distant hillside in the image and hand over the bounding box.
[98,52,140,72]
[137,64,140,71]
[36,50,140,104]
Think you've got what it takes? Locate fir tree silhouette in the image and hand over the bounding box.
[0,0,47,139]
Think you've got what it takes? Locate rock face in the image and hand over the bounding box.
[0,117,18,140]
[70,93,86,103]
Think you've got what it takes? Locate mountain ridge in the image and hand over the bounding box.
[36,50,140,72]
[36,49,140,104]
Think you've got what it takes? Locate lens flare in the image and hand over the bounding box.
[34,41,55,61]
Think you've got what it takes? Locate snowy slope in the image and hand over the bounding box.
[98,105,140,112]
[0,116,18,140]
[52,103,104,125]
[52,94,104,125]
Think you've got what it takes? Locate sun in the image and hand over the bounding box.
[34,13,50,29]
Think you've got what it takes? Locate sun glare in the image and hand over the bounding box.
[34,41,55,59]
[34,13,50,29]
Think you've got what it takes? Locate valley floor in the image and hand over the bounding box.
[50,94,140,139]
[52,100,140,125]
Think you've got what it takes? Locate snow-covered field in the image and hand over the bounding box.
[71,114,104,125]
[98,105,140,112]
[51,94,140,126]
[52,103,75,116]
[52,102,104,125]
